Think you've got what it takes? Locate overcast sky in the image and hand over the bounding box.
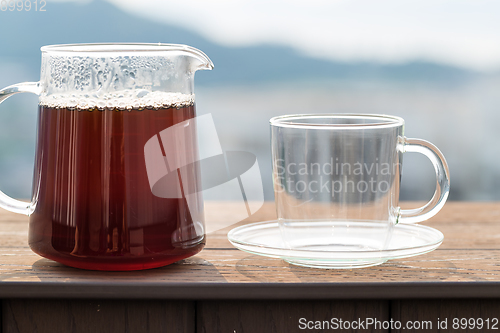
[54,0,500,71]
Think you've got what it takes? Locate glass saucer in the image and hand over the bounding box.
[227,221,443,269]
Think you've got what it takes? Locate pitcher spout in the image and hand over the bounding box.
[179,44,214,72]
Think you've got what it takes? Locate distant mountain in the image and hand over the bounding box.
[0,0,478,85]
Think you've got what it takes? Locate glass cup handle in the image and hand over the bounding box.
[397,137,450,224]
[0,82,41,215]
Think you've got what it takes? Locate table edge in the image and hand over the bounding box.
[1,281,500,299]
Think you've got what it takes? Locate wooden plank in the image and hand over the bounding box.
[197,300,389,333]
[392,299,500,332]
[1,248,500,285]
[205,201,500,249]
[0,249,499,298]
[0,202,497,299]
[0,202,499,250]
[2,216,499,250]
[206,220,500,250]
[0,251,499,299]
[1,281,500,300]
[2,299,194,333]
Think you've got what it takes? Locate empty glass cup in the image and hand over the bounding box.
[270,114,450,268]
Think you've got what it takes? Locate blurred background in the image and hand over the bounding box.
[0,0,499,201]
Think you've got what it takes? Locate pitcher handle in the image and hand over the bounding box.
[0,82,41,215]
[397,137,450,224]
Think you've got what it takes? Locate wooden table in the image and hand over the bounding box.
[0,202,499,332]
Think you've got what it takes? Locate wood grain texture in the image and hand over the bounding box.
[0,202,497,299]
[2,299,194,333]
[197,300,389,333]
[392,299,500,332]
[205,201,500,250]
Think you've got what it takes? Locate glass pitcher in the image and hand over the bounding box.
[0,43,213,270]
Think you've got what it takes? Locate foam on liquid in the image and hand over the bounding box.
[39,90,195,111]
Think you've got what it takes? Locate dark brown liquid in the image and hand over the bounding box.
[29,103,205,271]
